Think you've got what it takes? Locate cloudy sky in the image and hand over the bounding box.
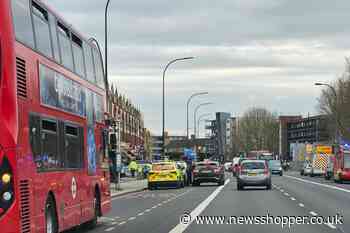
[47,0,350,135]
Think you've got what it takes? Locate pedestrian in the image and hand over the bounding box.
[128,160,137,177]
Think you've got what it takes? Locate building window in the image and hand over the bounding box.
[57,22,74,71]
[11,0,35,48]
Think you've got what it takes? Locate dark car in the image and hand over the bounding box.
[237,160,271,190]
[192,161,225,186]
[268,160,283,176]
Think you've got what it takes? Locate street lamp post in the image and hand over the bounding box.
[197,113,211,138]
[186,92,209,139]
[162,57,194,157]
[104,0,111,102]
[193,103,213,139]
[315,82,338,143]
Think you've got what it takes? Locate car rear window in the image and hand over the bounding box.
[152,163,175,171]
[196,162,218,168]
[241,162,265,170]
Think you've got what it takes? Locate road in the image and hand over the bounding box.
[71,173,349,233]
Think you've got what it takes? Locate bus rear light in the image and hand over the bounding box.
[2,173,11,184]
[2,191,12,201]
[0,156,14,218]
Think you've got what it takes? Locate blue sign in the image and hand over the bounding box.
[184,148,196,161]
[87,127,97,174]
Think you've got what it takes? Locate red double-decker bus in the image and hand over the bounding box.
[1,0,111,232]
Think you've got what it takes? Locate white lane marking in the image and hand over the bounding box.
[324,223,337,229]
[128,216,136,221]
[284,193,290,196]
[309,211,318,216]
[119,221,127,225]
[158,203,162,206]
[111,222,118,225]
[145,209,151,212]
[114,216,120,219]
[105,227,115,232]
[290,197,296,201]
[285,175,350,194]
[151,206,157,209]
[169,179,230,233]
[298,203,305,207]
[138,212,144,216]
[280,189,284,192]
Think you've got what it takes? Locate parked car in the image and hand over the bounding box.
[268,160,283,176]
[192,161,225,186]
[300,161,312,176]
[237,160,271,190]
[148,161,184,190]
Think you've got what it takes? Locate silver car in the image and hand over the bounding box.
[237,160,272,190]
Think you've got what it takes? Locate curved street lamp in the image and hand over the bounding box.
[186,92,209,139]
[105,0,112,100]
[193,103,213,138]
[162,57,194,155]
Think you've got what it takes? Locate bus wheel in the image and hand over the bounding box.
[45,196,58,233]
[86,192,100,229]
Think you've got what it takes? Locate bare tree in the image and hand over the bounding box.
[236,107,279,153]
[318,59,350,141]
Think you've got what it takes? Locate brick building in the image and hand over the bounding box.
[107,86,146,159]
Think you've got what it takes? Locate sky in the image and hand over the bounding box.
[46,0,350,136]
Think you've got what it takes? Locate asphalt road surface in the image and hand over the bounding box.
[68,173,349,233]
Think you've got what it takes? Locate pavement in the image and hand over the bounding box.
[72,172,350,233]
[110,178,147,197]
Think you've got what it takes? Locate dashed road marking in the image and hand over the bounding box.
[128,216,136,221]
[298,203,305,207]
[309,211,318,216]
[151,206,157,209]
[280,189,284,192]
[145,209,151,212]
[290,197,296,201]
[119,221,127,226]
[111,222,118,225]
[105,227,115,232]
[138,212,144,216]
[284,192,290,196]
